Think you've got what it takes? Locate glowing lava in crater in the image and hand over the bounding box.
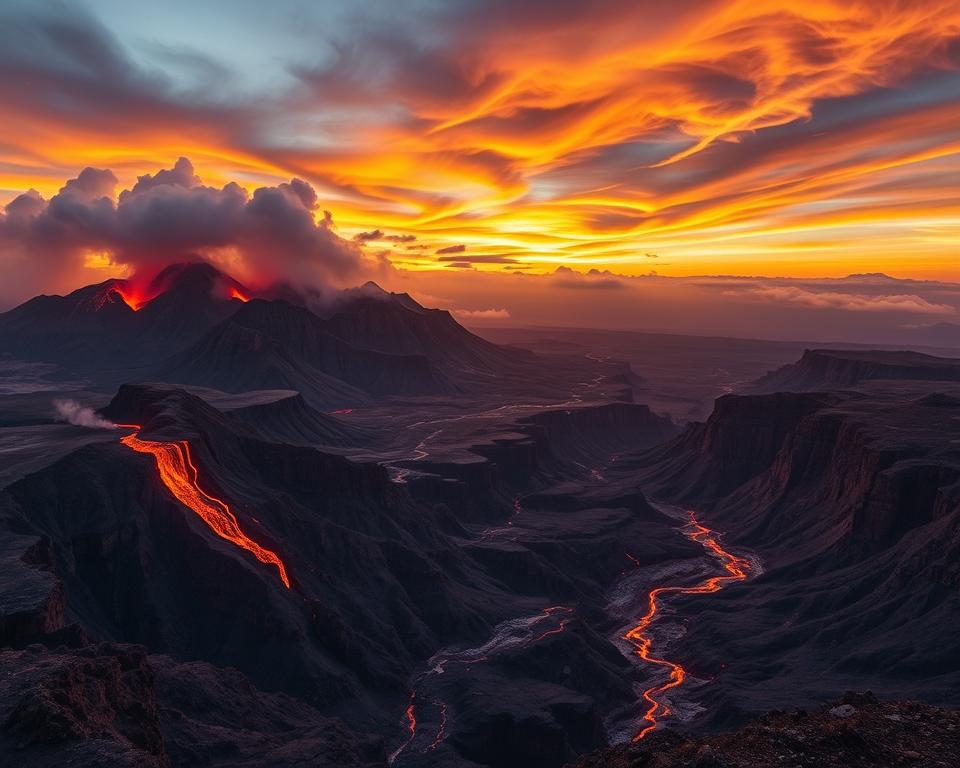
[112,281,161,311]
[624,511,752,740]
[118,424,290,588]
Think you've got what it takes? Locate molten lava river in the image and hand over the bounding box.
[623,510,754,740]
[119,425,290,588]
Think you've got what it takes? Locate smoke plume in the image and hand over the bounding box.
[0,158,388,309]
[53,399,116,429]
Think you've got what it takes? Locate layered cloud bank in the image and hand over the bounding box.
[0,1,958,280]
[407,269,960,347]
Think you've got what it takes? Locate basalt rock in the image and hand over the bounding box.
[748,348,960,394]
[569,694,960,768]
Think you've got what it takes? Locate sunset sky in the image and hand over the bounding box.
[0,0,958,337]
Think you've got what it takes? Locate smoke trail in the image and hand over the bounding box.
[53,399,116,429]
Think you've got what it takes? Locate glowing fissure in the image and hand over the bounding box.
[624,511,752,740]
[388,694,417,764]
[118,424,291,588]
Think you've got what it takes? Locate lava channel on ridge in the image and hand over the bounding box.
[118,424,290,588]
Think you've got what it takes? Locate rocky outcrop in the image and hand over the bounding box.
[625,392,837,505]
[227,392,370,447]
[571,693,960,768]
[0,533,64,647]
[1,644,168,767]
[748,348,960,393]
[0,643,387,768]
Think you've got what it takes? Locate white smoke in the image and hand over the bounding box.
[53,399,116,429]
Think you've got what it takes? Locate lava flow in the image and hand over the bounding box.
[118,424,290,588]
[388,694,418,764]
[624,511,752,740]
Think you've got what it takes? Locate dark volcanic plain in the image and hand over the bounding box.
[1,263,958,768]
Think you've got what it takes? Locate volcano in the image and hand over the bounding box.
[0,262,248,378]
[0,263,551,403]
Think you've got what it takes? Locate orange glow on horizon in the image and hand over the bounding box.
[119,424,291,588]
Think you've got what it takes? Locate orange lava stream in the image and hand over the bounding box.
[624,511,752,740]
[388,694,418,764]
[118,424,290,588]
[229,286,250,302]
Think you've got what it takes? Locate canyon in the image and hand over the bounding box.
[1,264,958,767]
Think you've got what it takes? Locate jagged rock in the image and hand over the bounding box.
[748,349,960,393]
[0,533,64,647]
[568,696,960,768]
[1,644,168,766]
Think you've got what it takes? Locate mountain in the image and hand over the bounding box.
[158,298,456,408]
[747,348,960,393]
[324,282,532,376]
[0,265,549,404]
[0,262,246,376]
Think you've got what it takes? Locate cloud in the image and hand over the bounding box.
[0,158,372,306]
[1,1,960,285]
[729,285,956,315]
[437,254,517,264]
[454,307,510,320]
[551,266,626,290]
[353,229,383,242]
[436,244,466,254]
[384,233,416,242]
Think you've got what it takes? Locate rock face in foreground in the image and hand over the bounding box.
[0,644,387,768]
[570,693,960,768]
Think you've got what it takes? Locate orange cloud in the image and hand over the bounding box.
[0,1,959,286]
